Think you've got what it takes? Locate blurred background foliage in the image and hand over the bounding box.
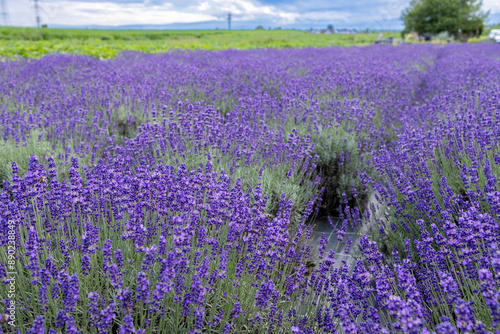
[0,27,401,59]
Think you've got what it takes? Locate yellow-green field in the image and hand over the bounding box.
[0,27,401,58]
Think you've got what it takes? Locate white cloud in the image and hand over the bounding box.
[8,0,218,26]
[59,2,217,26]
[194,0,351,25]
[483,0,500,13]
[197,0,288,21]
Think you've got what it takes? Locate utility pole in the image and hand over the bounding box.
[33,0,41,27]
[228,12,231,30]
[0,0,9,26]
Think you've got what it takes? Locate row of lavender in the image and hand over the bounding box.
[0,44,498,333]
[356,45,500,333]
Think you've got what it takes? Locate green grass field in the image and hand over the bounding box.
[0,27,401,58]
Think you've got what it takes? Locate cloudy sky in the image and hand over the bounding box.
[5,0,500,30]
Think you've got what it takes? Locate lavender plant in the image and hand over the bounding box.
[0,43,499,333]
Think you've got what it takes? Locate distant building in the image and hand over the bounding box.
[310,25,336,34]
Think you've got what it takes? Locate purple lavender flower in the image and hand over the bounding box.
[439,271,461,303]
[231,301,243,319]
[115,249,124,270]
[39,284,48,312]
[27,315,45,334]
[255,280,275,310]
[51,283,60,300]
[98,302,116,334]
[318,233,328,260]
[102,239,114,272]
[194,305,204,330]
[454,299,475,332]
[141,244,157,272]
[88,291,101,328]
[81,255,90,276]
[65,315,79,334]
[435,317,458,334]
[55,309,66,329]
[117,287,134,310]
[107,263,123,288]
[119,314,136,334]
[478,269,500,326]
[136,272,150,303]
[63,274,80,313]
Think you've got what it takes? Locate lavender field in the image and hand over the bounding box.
[0,44,499,333]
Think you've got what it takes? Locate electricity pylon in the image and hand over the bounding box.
[0,0,10,26]
[33,0,41,27]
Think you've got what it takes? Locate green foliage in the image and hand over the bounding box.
[401,0,488,37]
[0,27,401,59]
[288,120,372,216]
[0,130,88,186]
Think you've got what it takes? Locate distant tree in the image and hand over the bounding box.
[402,0,488,38]
[327,24,334,32]
[255,25,265,30]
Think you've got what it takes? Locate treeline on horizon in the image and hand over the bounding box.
[0,26,399,41]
